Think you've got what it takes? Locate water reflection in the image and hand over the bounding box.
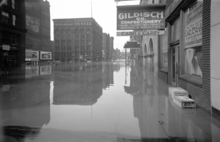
[0,79,51,141]
[53,63,103,106]
[126,61,216,141]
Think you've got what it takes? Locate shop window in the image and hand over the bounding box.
[185,47,202,77]
[2,11,9,24]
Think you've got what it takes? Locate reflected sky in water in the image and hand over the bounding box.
[0,61,220,142]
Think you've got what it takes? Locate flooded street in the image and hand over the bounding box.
[1,61,220,142]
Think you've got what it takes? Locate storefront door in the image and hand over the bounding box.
[171,45,179,86]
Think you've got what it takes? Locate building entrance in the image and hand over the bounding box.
[171,45,179,86]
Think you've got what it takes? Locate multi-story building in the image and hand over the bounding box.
[0,0,26,70]
[53,18,103,62]
[102,33,110,61]
[25,0,51,64]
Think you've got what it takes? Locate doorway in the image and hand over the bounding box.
[171,45,179,86]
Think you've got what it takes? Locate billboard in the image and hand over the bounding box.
[117,5,165,30]
[25,50,39,61]
[40,51,52,60]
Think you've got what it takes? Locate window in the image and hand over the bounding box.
[67,40,71,46]
[61,40,65,46]
[2,11,9,24]
[67,46,71,51]
[12,15,16,26]
[12,0,15,9]
[55,46,59,51]
[11,35,18,45]
[3,0,8,5]
[61,46,65,51]
[55,40,60,45]
[185,47,202,77]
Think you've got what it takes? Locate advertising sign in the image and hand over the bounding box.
[117,30,165,36]
[117,5,165,30]
[185,2,203,48]
[40,51,52,60]
[26,15,40,33]
[25,50,39,61]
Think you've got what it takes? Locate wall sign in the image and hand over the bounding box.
[25,50,39,61]
[185,2,203,48]
[40,51,52,60]
[117,5,165,30]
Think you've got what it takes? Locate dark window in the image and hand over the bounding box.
[2,11,9,24]
[11,35,18,46]
[12,15,16,26]
[11,0,15,9]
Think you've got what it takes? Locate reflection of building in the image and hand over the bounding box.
[0,0,26,70]
[102,63,114,89]
[53,18,103,62]
[53,64,103,105]
[1,80,51,140]
[25,0,52,63]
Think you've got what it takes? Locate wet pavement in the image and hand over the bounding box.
[0,61,220,142]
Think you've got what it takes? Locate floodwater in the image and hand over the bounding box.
[0,61,220,142]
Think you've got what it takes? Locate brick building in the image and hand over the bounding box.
[25,0,52,64]
[53,18,103,62]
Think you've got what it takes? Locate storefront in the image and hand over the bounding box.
[163,0,211,112]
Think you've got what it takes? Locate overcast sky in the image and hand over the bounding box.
[49,0,140,51]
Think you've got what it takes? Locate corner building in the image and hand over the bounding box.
[0,0,26,70]
[25,0,52,64]
[53,18,103,62]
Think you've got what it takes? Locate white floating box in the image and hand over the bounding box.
[168,87,189,100]
[173,96,196,108]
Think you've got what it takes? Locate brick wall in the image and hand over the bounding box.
[179,79,211,112]
[202,0,211,112]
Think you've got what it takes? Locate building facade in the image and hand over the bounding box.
[0,0,26,71]
[25,0,51,64]
[157,0,214,114]
[53,18,103,62]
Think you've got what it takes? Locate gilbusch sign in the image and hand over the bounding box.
[117,5,165,30]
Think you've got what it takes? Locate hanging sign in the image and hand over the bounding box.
[117,5,165,30]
